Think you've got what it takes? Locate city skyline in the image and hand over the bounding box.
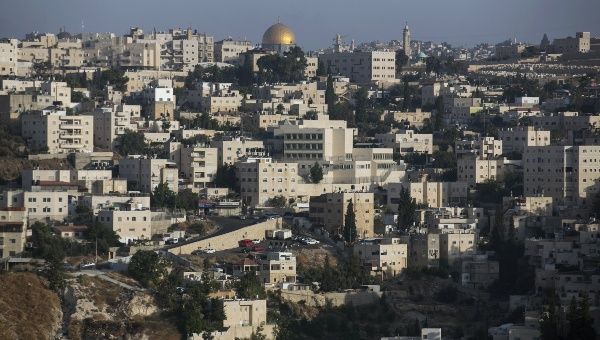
[1,0,599,49]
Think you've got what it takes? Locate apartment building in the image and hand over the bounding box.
[274,117,356,172]
[238,158,299,207]
[97,208,152,243]
[375,130,433,156]
[0,209,27,259]
[213,299,274,340]
[211,137,266,166]
[0,39,19,76]
[497,126,551,154]
[309,192,375,239]
[529,112,600,131]
[92,105,140,150]
[523,145,600,205]
[20,107,94,154]
[170,143,218,191]
[318,50,396,84]
[386,180,469,209]
[408,233,440,269]
[214,39,252,63]
[382,110,432,129]
[200,89,243,113]
[119,156,179,193]
[457,156,508,185]
[552,32,591,55]
[455,137,503,159]
[257,252,297,285]
[143,86,176,119]
[439,231,477,267]
[354,238,408,278]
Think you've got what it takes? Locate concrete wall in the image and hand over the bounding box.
[168,218,281,255]
[280,289,382,307]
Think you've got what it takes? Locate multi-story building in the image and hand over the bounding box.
[238,158,298,207]
[92,105,140,150]
[354,238,408,278]
[257,252,296,285]
[439,231,477,267]
[318,50,396,84]
[497,126,550,154]
[455,137,503,159]
[309,192,374,239]
[211,136,266,166]
[382,110,432,129]
[552,32,591,55]
[386,180,469,209]
[375,130,433,156]
[20,107,94,154]
[119,156,179,193]
[457,156,508,185]
[523,145,600,206]
[0,208,27,259]
[170,143,218,191]
[0,39,18,76]
[408,233,440,269]
[529,111,600,131]
[274,117,356,173]
[143,86,176,120]
[214,38,252,64]
[97,208,152,244]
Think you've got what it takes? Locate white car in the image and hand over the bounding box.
[203,248,216,254]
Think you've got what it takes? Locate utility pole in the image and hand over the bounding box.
[95,237,98,264]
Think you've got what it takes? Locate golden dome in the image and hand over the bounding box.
[262,22,296,46]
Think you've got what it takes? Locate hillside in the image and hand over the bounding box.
[0,272,62,340]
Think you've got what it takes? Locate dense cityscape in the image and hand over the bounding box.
[0,6,599,340]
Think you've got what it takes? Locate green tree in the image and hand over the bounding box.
[354,87,369,124]
[316,60,326,77]
[151,181,177,209]
[397,188,417,233]
[325,74,337,114]
[567,294,596,340]
[395,50,409,73]
[214,164,239,192]
[128,250,167,288]
[176,188,200,211]
[116,130,147,156]
[276,103,285,115]
[267,195,287,208]
[309,162,324,184]
[540,292,559,340]
[343,200,357,243]
[235,272,266,299]
[85,222,120,254]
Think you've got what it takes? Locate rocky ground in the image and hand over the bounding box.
[62,274,181,339]
[0,273,62,340]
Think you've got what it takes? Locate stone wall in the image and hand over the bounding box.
[168,218,280,255]
[280,289,382,307]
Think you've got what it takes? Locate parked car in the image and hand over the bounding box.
[252,239,261,244]
[239,239,254,248]
[203,248,216,254]
[251,245,265,252]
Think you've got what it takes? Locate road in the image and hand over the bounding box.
[164,216,260,251]
[70,269,145,292]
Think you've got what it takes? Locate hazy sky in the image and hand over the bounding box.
[1,0,598,49]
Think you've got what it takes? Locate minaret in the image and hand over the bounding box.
[403,22,411,59]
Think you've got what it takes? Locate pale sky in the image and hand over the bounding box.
[0,0,598,49]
